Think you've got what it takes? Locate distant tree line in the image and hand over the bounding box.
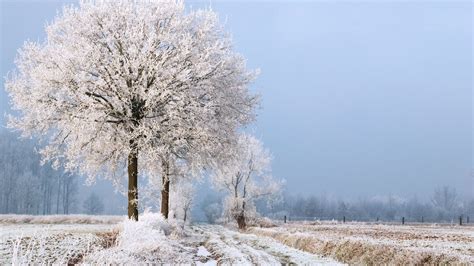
[0,131,78,215]
[3,128,473,223]
[83,192,105,215]
[255,186,474,223]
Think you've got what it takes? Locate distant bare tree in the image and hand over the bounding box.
[0,130,78,215]
[83,193,104,215]
[62,173,77,214]
[212,134,281,229]
[432,186,457,211]
[170,179,195,223]
[337,201,349,218]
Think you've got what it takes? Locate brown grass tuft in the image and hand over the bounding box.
[249,227,469,265]
[96,228,120,249]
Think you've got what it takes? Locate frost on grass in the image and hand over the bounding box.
[2,228,105,264]
[249,222,474,265]
[82,212,194,264]
[195,225,341,265]
[2,213,199,264]
[2,214,345,264]
[0,214,123,224]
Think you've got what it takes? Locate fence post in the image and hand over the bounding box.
[421,216,424,223]
[284,215,287,223]
[343,216,345,223]
[402,217,405,225]
[459,215,462,226]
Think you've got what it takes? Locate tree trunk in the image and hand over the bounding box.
[161,170,170,219]
[236,213,246,230]
[128,151,139,221]
[237,200,247,229]
[64,180,70,214]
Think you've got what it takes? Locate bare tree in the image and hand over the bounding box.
[432,186,458,220]
[62,173,77,214]
[432,186,458,210]
[170,179,195,223]
[212,134,281,229]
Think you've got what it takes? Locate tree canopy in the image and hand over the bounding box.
[6,0,258,220]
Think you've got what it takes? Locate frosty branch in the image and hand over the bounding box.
[211,134,282,229]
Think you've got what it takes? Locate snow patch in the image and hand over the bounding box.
[197,246,212,257]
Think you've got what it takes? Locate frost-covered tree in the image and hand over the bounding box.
[211,134,281,229]
[6,0,258,220]
[170,178,194,223]
[432,186,458,220]
[432,186,458,211]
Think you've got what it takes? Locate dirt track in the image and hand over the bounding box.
[189,224,341,265]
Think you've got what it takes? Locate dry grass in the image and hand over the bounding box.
[0,214,124,224]
[96,228,120,249]
[249,222,474,265]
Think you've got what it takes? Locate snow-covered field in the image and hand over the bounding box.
[3,215,471,265]
[0,214,123,225]
[0,214,340,265]
[250,221,474,265]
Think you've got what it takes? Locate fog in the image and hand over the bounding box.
[0,0,472,216]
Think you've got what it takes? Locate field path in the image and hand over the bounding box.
[193,224,343,265]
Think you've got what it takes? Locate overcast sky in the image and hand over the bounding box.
[1,1,472,199]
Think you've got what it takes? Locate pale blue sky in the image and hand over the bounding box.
[1,1,472,199]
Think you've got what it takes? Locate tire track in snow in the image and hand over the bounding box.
[197,227,253,264]
[195,225,342,265]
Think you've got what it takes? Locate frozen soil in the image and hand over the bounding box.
[249,221,474,265]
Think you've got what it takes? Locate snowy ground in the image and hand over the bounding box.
[250,221,474,265]
[5,215,470,265]
[0,223,114,264]
[195,225,340,265]
[0,214,340,265]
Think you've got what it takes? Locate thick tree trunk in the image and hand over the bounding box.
[161,170,170,219]
[128,151,139,221]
